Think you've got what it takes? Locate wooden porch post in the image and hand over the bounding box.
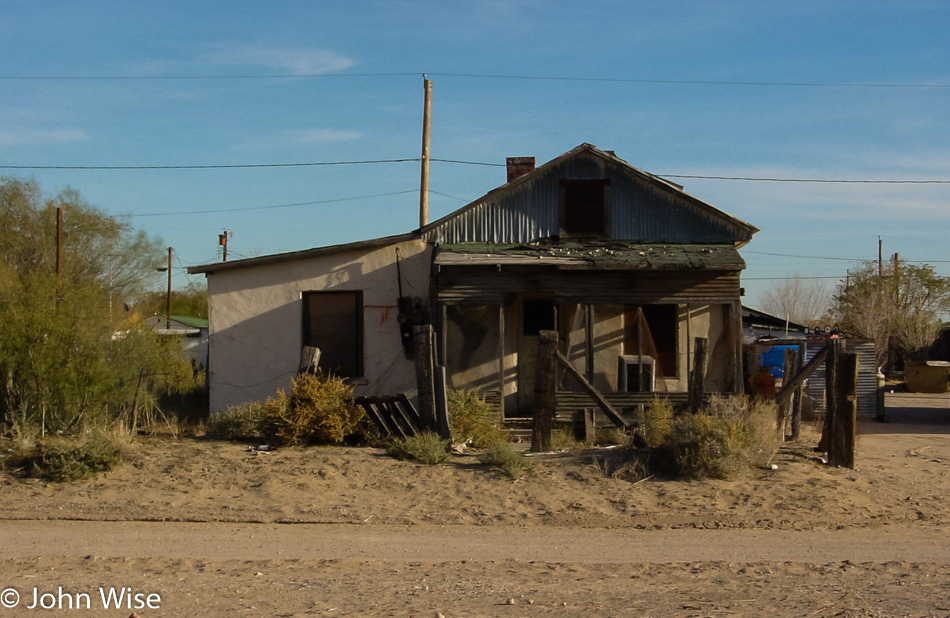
[585,304,595,384]
[531,330,559,452]
[689,337,708,412]
[497,303,506,420]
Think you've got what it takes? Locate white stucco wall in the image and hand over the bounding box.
[205,239,431,413]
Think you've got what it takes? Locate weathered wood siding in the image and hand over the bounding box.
[423,149,754,246]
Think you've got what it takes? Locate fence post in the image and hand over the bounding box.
[829,351,858,468]
[531,330,559,452]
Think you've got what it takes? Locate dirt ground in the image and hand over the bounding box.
[1,392,949,616]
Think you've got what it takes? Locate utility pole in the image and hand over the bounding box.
[892,253,901,303]
[219,230,229,262]
[878,236,883,278]
[419,75,432,229]
[56,207,63,278]
[166,247,173,330]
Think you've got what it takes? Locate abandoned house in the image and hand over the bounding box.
[189,143,759,422]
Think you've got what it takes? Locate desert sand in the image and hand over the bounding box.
[0,392,948,616]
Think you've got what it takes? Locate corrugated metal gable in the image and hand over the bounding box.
[422,144,757,246]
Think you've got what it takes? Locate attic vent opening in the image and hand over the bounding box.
[560,178,609,237]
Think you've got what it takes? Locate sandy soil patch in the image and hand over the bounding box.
[0,393,948,616]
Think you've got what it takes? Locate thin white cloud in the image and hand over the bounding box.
[201,46,357,75]
[239,128,365,151]
[0,129,89,146]
[291,129,364,144]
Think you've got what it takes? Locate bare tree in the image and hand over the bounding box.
[834,260,950,366]
[758,275,833,326]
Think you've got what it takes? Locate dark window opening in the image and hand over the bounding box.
[623,304,678,378]
[561,178,609,236]
[523,299,556,336]
[303,291,363,378]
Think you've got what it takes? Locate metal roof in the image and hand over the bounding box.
[187,232,416,275]
[435,240,746,271]
[187,143,759,276]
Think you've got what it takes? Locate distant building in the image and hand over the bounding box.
[146,314,209,370]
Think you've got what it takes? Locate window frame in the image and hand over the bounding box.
[559,178,610,237]
[623,304,679,378]
[302,290,364,379]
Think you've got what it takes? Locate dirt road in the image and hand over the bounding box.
[2,521,950,616]
[2,520,950,564]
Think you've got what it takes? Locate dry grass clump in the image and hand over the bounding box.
[479,442,534,480]
[387,431,451,465]
[639,398,675,447]
[260,372,365,446]
[669,396,780,480]
[204,401,267,441]
[602,395,781,483]
[448,389,507,447]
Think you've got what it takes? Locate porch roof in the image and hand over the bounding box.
[434,240,746,271]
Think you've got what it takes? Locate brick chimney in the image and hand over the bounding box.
[506,156,536,183]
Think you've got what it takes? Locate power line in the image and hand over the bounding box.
[430,72,950,89]
[131,190,418,217]
[745,250,950,264]
[744,251,865,262]
[661,174,950,184]
[0,159,419,171]
[0,72,417,81]
[4,158,950,184]
[1,71,948,89]
[744,276,843,281]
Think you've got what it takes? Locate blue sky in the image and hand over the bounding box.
[2,1,948,310]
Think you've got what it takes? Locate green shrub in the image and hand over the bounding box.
[479,442,533,480]
[387,431,451,465]
[11,433,123,482]
[448,389,507,447]
[205,401,267,441]
[260,372,365,446]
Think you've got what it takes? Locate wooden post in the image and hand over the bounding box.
[434,365,452,439]
[828,350,858,468]
[56,207,64,279]
[419,76,432,228]
[413,324,437,431]
[165,246,173,330]
[583,407,596,443]
[531,330,559,452]
[585,304,594,384]
[820,339,839,454]
[790,343,806,440]
[498,303,506,420]
[731,301,744,393]
[779,347,796,440]
[689,337,708,412]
